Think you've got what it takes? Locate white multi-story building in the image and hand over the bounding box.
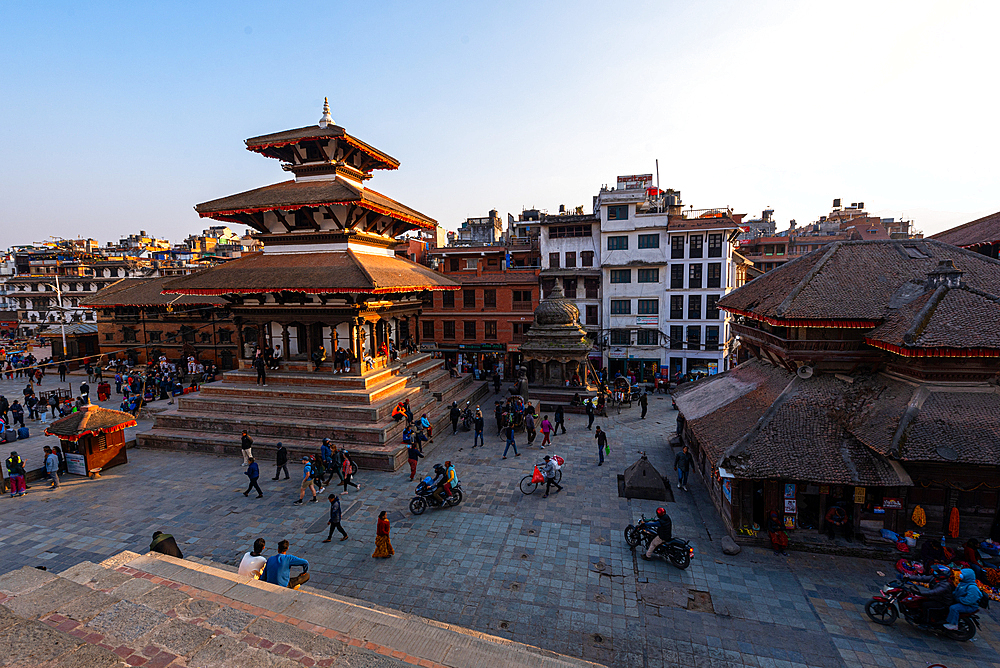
[538,212,602,351]
[597,174,743,382]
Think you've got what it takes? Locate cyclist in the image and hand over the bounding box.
[540,455,562,498]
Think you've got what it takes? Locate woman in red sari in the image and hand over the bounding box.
[373,511,394,558]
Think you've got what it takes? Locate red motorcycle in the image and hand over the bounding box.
[865,580,979,641]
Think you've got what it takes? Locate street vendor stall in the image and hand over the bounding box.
[44,405,136,477]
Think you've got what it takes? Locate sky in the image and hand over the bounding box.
[1,0,998,247]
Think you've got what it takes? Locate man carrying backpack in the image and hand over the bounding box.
[293,457,318,505]
[5,451,26,497]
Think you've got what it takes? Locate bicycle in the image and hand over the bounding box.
[519,457,564,494]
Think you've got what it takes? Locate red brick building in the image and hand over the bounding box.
[420,242,540,379]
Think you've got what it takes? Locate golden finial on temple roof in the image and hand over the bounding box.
[318,97,334,128]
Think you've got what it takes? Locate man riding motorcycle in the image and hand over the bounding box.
[642,507,672,561]
[903,565,955,623]
[430,464,453,505]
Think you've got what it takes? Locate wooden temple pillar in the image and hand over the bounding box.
[281,324,290,361]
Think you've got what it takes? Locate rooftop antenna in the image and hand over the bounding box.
[318,97,334,128]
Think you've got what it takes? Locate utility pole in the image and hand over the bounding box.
[54,273,67,359]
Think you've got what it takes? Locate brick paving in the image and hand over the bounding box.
[1,387,998,667]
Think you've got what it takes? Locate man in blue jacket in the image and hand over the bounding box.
[944,568,982,630]
[263,540,309,588]
[243,457,262,498]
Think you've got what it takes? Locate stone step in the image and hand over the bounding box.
[228,353,434,389]
[28,552,600,668]
[203,373,412,405]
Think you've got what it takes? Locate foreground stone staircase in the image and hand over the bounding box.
[0,551,602,668]
[136,353,489,471]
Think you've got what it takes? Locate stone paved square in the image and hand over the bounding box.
[2,387,999,667]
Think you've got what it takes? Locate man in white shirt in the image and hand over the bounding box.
[238,538,267,579]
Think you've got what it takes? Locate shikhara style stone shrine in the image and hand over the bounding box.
[137,101,488,470]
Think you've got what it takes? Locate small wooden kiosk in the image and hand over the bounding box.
[45,405,137,477]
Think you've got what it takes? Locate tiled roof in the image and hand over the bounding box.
[38,323,98,337]
[929,211,1000,248]
[161,250,460,296]
[866,285,1000,351]
[904,390,1000,464]
[80,278,227,307]
[718,240,1000,327]
[195,179,436,229]
[45,405,136,442]
[244,125,399,170]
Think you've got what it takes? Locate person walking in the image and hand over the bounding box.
[674,445,691,491]
[340,448,360,494]
[525,411,536,445]
[323,494,349,543]
[44,446,60,489]
[586,400,595,430]
[238,538,268,579]
[240,431,253,466]
[502,424,519,459]
[293,457,318,505]
[57,361,67,383]
[639,391,648,419]
[5,451,26,497]
[554,404,566,435]
[10,401,24,429]
[494,401,504,435]
[407,441,424,481]
[320,438,335,485]
[25,395,38,421]
[472,409,484,447]
[253,353,267,386]
[492,370,501,394]
[595,426,608,466]
[263,540,309,588]
[419,414,432,442]
[541,455,563,498]
[539,415,552,448]
[272,442,289,480]
[243,457,263,498]
[52,445,66,476]
[372,511,394,558]
[449,401,460,435]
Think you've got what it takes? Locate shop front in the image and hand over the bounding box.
[457,343,507,379]
[45,404,137,478]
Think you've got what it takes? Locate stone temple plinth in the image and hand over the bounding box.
[520,280,596,395]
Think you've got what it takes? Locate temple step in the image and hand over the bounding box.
[202,374,412,405]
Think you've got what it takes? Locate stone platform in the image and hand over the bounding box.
[0,550,602,668]
[136,353,489,471]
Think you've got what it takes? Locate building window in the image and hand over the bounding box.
[638,233,660,249]
[421,292,434,307]
[487,258,498,267]
[669,295,684,319]
[707,294,721,319]
[670,264,684,289]
[550,225,592,238]
[464,321,476,339]
[449,258,460,271]
[200,332,212,343]
[689,264,702,289]
[84,311,93,321]
[124,328,137,343]
[104,333,114,341]
[611,300,631,315]
[671,236,685,259]
[443,321,455,339]
[585,278,599,299]
[442,292,455,308]
[149,330,162,342]
[549,253,560,269]
[689,235,703,258]
[706,326,720,351]
[638,299,658,315]
[464,289,476,308]
[585,305,598,325]
[708,234,723,258]
[670,325,683,350]
[464,258,478,270]
[484,289,496,309]
[581,251,594,267]
[688,295,701,319]
[607,236,628,251]
[637,268,659,283]
[484,321,497,340]
[564,278,577,298]
[610,269,631,284]
[565,252,576,268]
[607,205,629,220]
[218,329,233,343]
[610,329,631,345]
[512,289,533,303]
[687,325,701,350]
[707,263,722,289]
[636,329,657,345]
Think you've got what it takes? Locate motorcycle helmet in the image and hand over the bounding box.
[433,464,445,474]
[931,565,951,579]
[422,476,434,485]
[656,507,667,518]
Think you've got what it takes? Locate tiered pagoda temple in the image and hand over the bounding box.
[137,102,488,469]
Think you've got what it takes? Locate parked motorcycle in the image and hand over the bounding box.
[409,476,464,515]
[865,580,979,641]
[623,516,694,569]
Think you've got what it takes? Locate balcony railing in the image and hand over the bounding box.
[512,301,534,311]
[511,333,526,344]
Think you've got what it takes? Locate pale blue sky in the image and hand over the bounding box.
[1,0,997,246]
